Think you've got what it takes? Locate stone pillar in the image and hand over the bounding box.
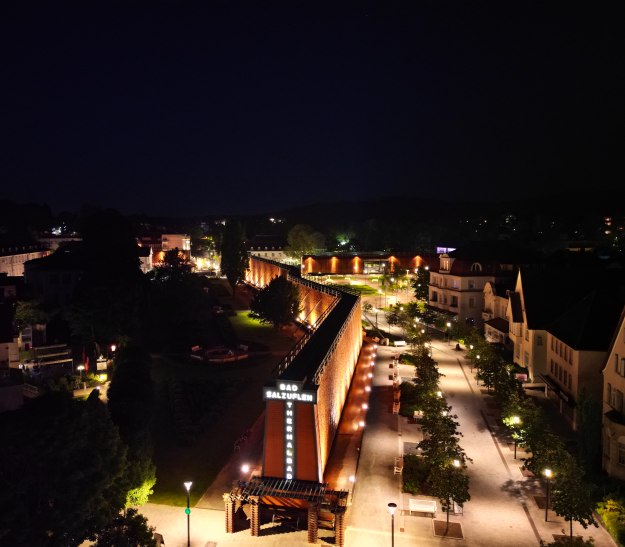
[223,493,235,533]
[307,502,319,544]
[334,510,345,547]
[250,496,260,537]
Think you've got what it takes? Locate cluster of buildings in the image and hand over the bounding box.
[0,230,202,412]
[297,240,625,481]
[425,243,625,480]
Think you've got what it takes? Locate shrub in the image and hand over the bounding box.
[597,498,625,546]
[402,455,430,495]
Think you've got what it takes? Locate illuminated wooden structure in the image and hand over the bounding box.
[225,257,362,544]
[302,251,426,275]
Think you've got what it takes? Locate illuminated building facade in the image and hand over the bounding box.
[225,257,362,544]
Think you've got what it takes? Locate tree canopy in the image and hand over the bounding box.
[219,219,248,293]
[249,275,302,329]
[0,391,128,546]
[284,224,325,258]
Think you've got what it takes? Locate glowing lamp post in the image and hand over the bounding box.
[543,469,552,522]
[76,364,85,381]
[446,322,452,344]
[184,481,192,546]
[387,502,397,547]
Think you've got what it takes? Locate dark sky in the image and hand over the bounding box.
[1,2,622,217]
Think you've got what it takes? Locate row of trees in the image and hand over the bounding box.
[400,335,471,528]
[461,334,599,546]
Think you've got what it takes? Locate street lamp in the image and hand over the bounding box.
[512,416,521,459]
[76,364,85,381]
[446,322,452,344]
[543,469,552,522]
[184,481,192,546]
[387,502,397,547]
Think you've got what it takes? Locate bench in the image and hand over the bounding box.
[408,499,437,517]
[394,456,403,474]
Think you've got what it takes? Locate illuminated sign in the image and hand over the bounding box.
[436,246,456,254]
[263,381,317,403]
[264,381,317,480]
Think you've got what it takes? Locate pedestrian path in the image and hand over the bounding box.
[431,341,616,547]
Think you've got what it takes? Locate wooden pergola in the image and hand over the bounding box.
[224,477,348,545]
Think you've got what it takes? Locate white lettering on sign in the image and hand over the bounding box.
[264,390,315,402]
[263,381,318,481]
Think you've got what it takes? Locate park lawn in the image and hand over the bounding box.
[149,316,296,506]
[229,311,297,353]
[149,354,268,505]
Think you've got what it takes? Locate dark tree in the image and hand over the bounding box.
[107,344,156,508]
[249,275,302,329]
[412,266,430,301]
[284,224,325,259]
[0,391,128,546]
[576,390,602,474]
[219,219,248,295]
[552,462,598,544]
[66,209,147,352]
[94,508,156,547]
[429,463,471,529]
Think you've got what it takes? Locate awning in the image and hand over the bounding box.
[538,374,575,407]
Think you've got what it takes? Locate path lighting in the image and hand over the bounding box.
[446,322,452,344]
[184,481,193,546]
[453,459,461,468]
[365,386,371,392]
[543,469,553,522]
[349,475,356,483]
[368,372,373,378]
[241,463,250,474]
[362,403,369,409]
[387,502,397,547]
[469,344,474,351]
[77,365,85,380]
[436,391,443,398]
[358,420,365,428]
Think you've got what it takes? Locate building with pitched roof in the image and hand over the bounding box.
[507,267,610,382]
[483,279,515,345]
[429,242,535,329]
[602,305,625,479]
[545,280,625,428]
[0,237,49,277]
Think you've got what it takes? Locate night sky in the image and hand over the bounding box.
[1,2,622,217]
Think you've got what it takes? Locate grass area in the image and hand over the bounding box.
[149,313,296,506]
[228,311,297,353]
[334,283,379,295]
